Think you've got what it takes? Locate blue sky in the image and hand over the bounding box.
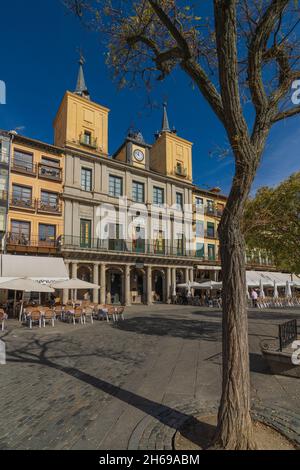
[0,0,299,195]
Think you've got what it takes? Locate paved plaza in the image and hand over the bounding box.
[0,305,299,450]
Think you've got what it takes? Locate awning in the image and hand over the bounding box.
[246,271,300,287]
[0,255,68,282]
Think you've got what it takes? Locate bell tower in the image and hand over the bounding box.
[53,55,110,156]
[150,103,193,182]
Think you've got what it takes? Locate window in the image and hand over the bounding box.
[217,203,224,216]
[196,220,204,238]
[41,156,60,167]
[12,185,32,206]
[80,219,92,248]
[0,208,6,231]
[176,192,183,210]
[108,223,125,251]
[109,175,123,197]
[0,140,9,164]
[14,149,33,171]
[195,197,204,212]
[176,235,184,255]
[11,220,30,244]
[132,181,144,203]
[196,243,204,258]
[208,244,215,261]
[0,168,8,194]
[39,224,56,244]
[133,226,145,253]
[207,222,215,238]
[83,131,91,146]
[153,186,164,205]
[207,199,215,214]
[154,230,165,254]
[81,168,92,191]
[41,191,59,208]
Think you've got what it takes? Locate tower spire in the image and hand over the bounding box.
[161,102,170,133]
[75,50,90,100]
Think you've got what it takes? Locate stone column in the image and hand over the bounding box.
[166,267,171,304]
[100,263,106,304]
[93,263,99,304]
[185,268,189,283]
[72,262,78,301]
[171,268,177,299]
[124,265,131,306]
[189,268,194,283]
[147,265,152,305]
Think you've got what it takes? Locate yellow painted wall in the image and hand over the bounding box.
[150,132,192,181]
[8,141,64,239]
[53,91,110,156]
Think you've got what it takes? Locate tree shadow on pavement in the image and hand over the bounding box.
[112,316,222,342]
[6,336,217,447]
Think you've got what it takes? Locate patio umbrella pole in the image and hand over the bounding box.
[19,291,25,322]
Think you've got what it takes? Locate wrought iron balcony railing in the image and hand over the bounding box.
[205,206,224,218]
[204,230,217,240]
[60,235,222,262]
[37,199,62,215]
[6,233,59,249]
[174,165,187,177]
[79,134,98,149]
[10,197,35,211]
[11,160,37,176]
[38,163,62,182]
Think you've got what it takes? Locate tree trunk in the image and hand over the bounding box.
[212,178,257,450]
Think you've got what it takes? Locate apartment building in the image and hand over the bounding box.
[5,134,64,255]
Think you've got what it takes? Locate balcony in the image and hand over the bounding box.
[60,236,222,263]
[6,233,59,254]
[37,199,62,215]
[205,206,224,218]
[11,160,36,176]
[204,230,218,240]
[193,203,204,215]
[10,197,35,211]
[174,165,187,177]
[38,163,62,182]
[79,134,98,149]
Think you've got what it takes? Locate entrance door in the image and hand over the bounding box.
[153,272,163,302]
[110,273,122,304]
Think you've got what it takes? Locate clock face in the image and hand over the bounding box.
[133,149,144,162]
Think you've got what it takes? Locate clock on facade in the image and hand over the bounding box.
[133,149,144,162]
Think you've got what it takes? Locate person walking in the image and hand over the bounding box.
[251,289,258,308]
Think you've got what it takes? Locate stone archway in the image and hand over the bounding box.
[106,267,123,305]
[130,268,146,304]
[152,269,165,303]
[77,265,92,300]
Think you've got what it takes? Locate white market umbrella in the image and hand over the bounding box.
[259,279,265,299]
[0,278,54,321]
[177,281,206,289]
[273,281,279,299]
[51,278,100,290]
[197,280,223,290]
[285,281,292,298]
[51,278,100,303]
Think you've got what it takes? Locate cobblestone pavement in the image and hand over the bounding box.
[0,305,299,449]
